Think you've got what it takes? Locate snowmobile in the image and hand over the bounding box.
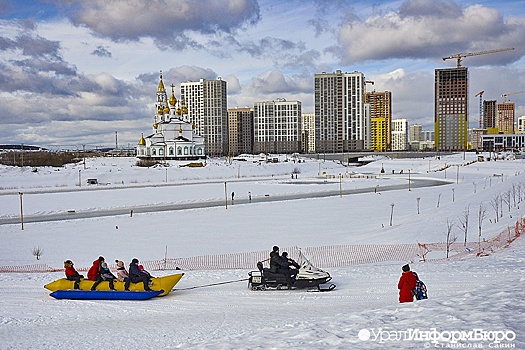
[248,252,335,292]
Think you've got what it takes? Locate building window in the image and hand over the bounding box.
[169,147,174,155]
[184,146,189,155]
[177,147,182,155]
[152,148,156,156]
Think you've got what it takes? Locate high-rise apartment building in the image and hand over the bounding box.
[483,100,497,130]
[365,91,392,152]
[434,68,468,151]
[496,102,515,134]
[391,119,408,151]
[181,78,228,157]
[302,113,315,153]
[227,107,254,156]
[253,99,302,154]
[314,70,368,153]
[409,124,422,142]
[421,130,434,142]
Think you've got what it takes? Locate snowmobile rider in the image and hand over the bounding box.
[64,260,83,289]
[282,252,300,269]
[281,251,300,282]
[269,246,293,286]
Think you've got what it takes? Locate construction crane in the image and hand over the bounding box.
[475,91,484,128]
[502,91,524,103]
[442,48,514,68]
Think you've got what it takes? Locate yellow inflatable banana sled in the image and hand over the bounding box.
[44,273,184,297]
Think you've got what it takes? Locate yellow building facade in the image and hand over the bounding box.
[365,91,392,151]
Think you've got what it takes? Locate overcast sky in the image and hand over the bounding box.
[1,0,524,149]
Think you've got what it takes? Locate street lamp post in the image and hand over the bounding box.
[339,174,342,198]
[224,182,228,209]
[19,192,24,230]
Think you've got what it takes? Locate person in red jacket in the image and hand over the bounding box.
[64,260,84,289]
[398,264,417,303]
[87,256,105,281]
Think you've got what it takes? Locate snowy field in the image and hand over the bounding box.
[0,153,524,349]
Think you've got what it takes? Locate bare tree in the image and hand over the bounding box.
[511,184,517,208]
[31,246,43,260]
[458,205,470,246]
[490,194,501,223]
[437,193,442,208]
[445,219,458,259]
[517,183,523,208]
[478,204,487,254]
[502,190,512,213]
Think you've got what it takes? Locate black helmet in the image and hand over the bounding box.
[273,246,279,252]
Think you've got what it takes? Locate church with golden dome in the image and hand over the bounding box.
[136,71,205,160]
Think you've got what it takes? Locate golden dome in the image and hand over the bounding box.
[158,106,163,114]
[169,84,177,106]
[164,105,170,113]
[179,126,183,133]
[169,94,177,106]
[182,106,188,114]
[192,122,196,129]
[138,133,146,145]
[153,123,158,129]
[176,107,181,116]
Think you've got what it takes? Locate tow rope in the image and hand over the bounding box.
[172,278,249,291]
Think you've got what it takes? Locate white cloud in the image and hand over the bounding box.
[337,1,525,65]
[68,0,260,46]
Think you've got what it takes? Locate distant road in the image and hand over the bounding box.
[0,178,449,225]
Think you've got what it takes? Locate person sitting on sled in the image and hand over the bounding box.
[64,260,83,289]
[115,260,131,291]
[281,252,300,283]
[91,262,116,291]
[129,258,153,291]
[398,264,417,303]
[87,256,105,281]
